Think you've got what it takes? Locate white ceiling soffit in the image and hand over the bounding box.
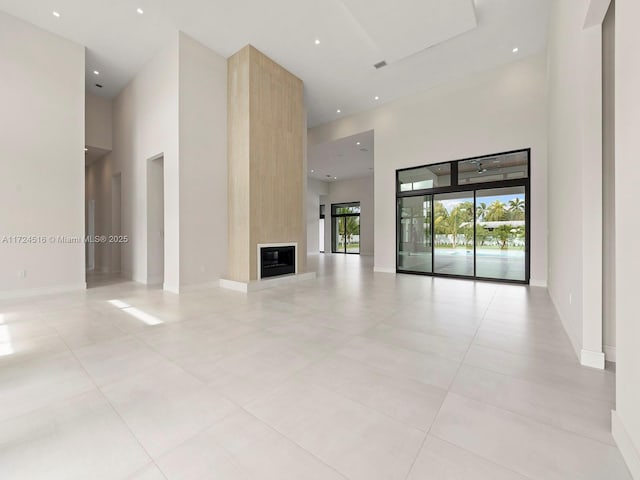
[308,130,374,182]
[340,0,477,64]
[583,0,612,28]
[0,0,551,127]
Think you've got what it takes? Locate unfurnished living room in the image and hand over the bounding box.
[1,0,639,479]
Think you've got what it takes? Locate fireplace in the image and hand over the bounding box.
[259,244,296,279]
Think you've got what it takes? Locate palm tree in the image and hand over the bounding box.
[476,202,488,222]
[508,198,525,220]
[342,216,359,249]
[486,200,507,221]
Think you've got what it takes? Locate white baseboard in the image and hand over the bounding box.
[581,349,606,370]
[604,345,617,363]
[0,283,87,300]
[374,266,396,274]
[219,278,249,293]
[179,281,221,293]
[612,410,640,479]
[162,282,180,294]
[529,279,548,288]
[220,272,316,293]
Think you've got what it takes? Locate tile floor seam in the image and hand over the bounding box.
[452,359,616,407]
[70,334,212,391]
[145,406,243,465]
[460,344,615,401]
[439,388,618,449]
[302,347,451,399]
[428,433,537,480]
[126,463,170,480]
[345,333,465,367]
[402,285,497,479]
[235,404,352,480]
[281,373,434,434]
[0,384,98,438]
[54,332,165,478]
[2,259,626,479]
[374,320,479,342]
[444,288,617,447]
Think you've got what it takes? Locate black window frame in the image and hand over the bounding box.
[331,202,361,255]
[395,148,531,285]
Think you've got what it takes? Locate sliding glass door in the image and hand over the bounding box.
[398,195,432,273]
[475,187,526,281]
[396,149,530,284]
[332,203,361,254]
[433,192,475,277]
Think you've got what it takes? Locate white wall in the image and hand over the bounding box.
[178,33,228,288]
[111,32,227,292]
[324,176,375,256]
[613,0,640,476]
[309,54,547,279]
[307,178,329,254]
[0,12,85,297]
[546,0,606,367]
[112,35,180,291]
[85,93,112,151]
[602,1,616,359]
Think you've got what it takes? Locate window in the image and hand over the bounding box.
[458,151,528,185]
[398,164,451,192]
[396,149,530,284]
[332,202,360,254]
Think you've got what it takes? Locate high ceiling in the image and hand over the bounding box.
[309,130,374,182]
[0,0,551,127]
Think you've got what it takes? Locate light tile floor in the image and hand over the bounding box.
[0,255,631,479]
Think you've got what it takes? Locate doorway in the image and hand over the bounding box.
[111,173,122,274]
[86,199,95,271]
[331,202,361,254]
[147,156,164,285]
[319,204,325,253]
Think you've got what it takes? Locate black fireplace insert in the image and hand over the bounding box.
[260,245,295,279]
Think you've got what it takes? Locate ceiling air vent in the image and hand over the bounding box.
[359,148,369,152]
[95,84,103,88]
[374,60,387,69]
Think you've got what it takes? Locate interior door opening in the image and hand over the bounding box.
[331,202,361,254]
[147,156,164,286]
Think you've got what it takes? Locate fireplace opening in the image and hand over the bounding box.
[260,245,296,279]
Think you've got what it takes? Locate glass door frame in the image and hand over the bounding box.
[331,202,361,255]
[395,149,531,284]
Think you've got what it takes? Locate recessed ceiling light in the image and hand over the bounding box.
[137,7,144,14]
[93,70,99,75]
[512,47,519,53]
[336,109,341,114]
[334,177,337,180]
[356,142,361,146]
[311,169,314,173]
[315,39,320,45]
[52,11,60,18]
[374,96,379,100]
